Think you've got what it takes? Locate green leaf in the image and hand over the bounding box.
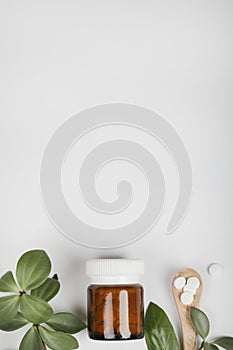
[204,343,219,350]
[0,271,19,293]
[39,326,79,350]
[19,326,44,350]
[31,277,60,302]
[190,307,210,340]
[212,337,233,350]
[46,312,87,334]
[0,295,20,326]
[20,294,53,324]
[0,312,28,331]
[16,249,51,290]
[145,302,180,350]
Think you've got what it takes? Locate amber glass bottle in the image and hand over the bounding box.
[86,259,144,341]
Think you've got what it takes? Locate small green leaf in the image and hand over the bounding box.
[31,277,60,301]
[20,294,53,324]
[190,307,210,340]
[0,295,20,326]
[145,302,180,350]
[16,249,51,290]
[19,326,44,350]
[46,312,87,334]
[204,343,219,350]
[212,337,233,350]
[0,312,28,331]
[0,271,19,293]
[39,326,79,350]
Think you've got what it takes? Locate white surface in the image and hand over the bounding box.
[1,0,233,349]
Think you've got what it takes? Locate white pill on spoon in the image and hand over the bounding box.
[183,285,197,295]
[180,292,194,305]
[174,276,186,289]
[187,276,200,289]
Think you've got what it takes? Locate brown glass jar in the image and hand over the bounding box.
[86,259,144,341]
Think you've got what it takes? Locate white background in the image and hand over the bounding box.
[0,0,233,349]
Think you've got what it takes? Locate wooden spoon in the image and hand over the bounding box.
[172,268,203,350]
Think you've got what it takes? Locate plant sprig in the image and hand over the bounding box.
[145,302,233,350]
[190,307,233,350]
[0,249,86,350]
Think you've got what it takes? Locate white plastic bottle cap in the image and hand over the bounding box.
[86,259,144,284]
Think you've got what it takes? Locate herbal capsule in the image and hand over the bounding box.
[86,259,144,341]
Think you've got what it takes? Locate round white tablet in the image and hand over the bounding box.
[187,277,200,289]
[208,263,223,277]
[180,292,194,305]
[183,285,196,295]
[174,276,186,290]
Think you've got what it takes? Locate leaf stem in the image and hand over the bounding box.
[19,290,26,296]
[35,324,47,350]
[198,340,205,350]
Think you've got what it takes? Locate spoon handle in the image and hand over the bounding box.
[172,268,203,350]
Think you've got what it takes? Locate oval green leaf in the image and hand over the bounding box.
[16,250,51,290]
[46,312,87,334]
[0,271,19,293]
[213,337,233,350]
[20,294,53,324]
[31,277,60,302]
[204,343,219,350]
[0,295,20,326]
[39,326,79,350]
[190,307,210,340]
[19,326,44,350]
[0,312,28,332]
[145,302,180,350]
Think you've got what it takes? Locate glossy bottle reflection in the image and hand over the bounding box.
[88,284,144,340]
